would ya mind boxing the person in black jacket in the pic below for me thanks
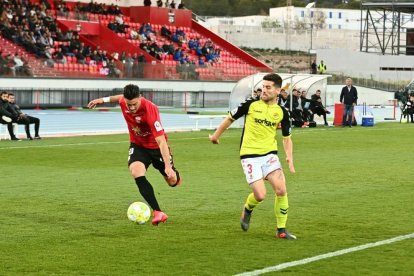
[402,94,414,123]
[0,91,20,141]
[310,89,330,126]
[340,78,358,127]
[8,93,41,140]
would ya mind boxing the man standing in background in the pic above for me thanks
[318,60,326,74]
[340,78,358,127]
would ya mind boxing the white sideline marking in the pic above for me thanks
[0,135,239,150]
[235,233,414,276]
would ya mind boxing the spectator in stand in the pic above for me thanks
[56,0,69,17]
[74,48,86,65]
[161,25,172,40]
[138,53,146,63]
[124,53,134,78]
[139,23,155,41]
[53,47,66,64]
[8,93,41,140]
[98,49,108,63]
[188,38,197,50]
[162,41,174,55]
[176,27,186,38]
[173,48,184,62]
[54,27,67,41]
[107,58,121,78]
[195,45,203,56]
[69,33,82,54]
[130,28,139,39]
[178,1,185,9]
[170,0,176,8]
[119,51,127,62]
[144,0,152,7]
[11,52,32,76]
[0,51,10,75]
[157,0,163,7]
[43,45,55,67]
[148,47,161,60]
[134,53,146,78]
[90,49,100,64]
[82,44,92,59]
[171,32,182,47]
[115,14,129,32]
[113,5,122,15]
[165,0,170,8]
[198,56,205,67]
[310,89,330,126]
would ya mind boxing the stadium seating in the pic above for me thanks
[1,0,268,80]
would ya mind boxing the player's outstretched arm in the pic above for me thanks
[87,94,123,109]
[209,117,233,144]
[282,136,295,173]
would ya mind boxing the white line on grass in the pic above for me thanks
[0,124,405,151]
[235,233,414,276]
[0,141,128,150]
[0,136,236,150]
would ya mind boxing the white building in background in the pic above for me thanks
[269,6,362,30]
[204,6,414,31]
[201,6,414,82]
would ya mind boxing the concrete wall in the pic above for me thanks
[318,48,414,83]
[0,77,395,107]
[210,25,360,52]
[325,85,395,107]
[0,78,237,93]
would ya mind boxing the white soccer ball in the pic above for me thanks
[127,202,151,224]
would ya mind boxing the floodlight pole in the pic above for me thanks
[309,23,313,73]
[306,2,315,74]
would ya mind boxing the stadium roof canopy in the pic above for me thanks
[362,1,414,13]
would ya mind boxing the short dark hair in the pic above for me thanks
[0,91,8,96]
[123,84,140,100]
[262,73,282,88]
[8,93,14,96]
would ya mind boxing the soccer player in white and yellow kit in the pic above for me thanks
[209,73,296,239]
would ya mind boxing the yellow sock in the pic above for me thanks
[275,194,289,229]
[244,193,261,211]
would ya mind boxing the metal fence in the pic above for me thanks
[5,88,231,109]
[327,73,407,92]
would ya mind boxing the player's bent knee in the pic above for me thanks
[275,189,287,197]
[255,192,266,202]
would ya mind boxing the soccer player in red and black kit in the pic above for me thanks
[88,84,181,225]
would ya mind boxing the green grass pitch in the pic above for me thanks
[1,123,413,275]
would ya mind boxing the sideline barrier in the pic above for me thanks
[188,115,227,131]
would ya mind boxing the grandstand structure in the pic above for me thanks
[0,0,271,81]
[360,1,414,55]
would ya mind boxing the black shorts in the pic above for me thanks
[128,143,172,176]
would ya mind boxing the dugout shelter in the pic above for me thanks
[229,73,331,112]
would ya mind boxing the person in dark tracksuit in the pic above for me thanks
[340,78,358,127]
